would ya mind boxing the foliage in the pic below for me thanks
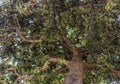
[0,0,120,84]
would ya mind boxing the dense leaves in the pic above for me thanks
[0,0,120,84]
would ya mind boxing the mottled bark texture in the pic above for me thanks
[63,47,83,84]
[63,73,83,84]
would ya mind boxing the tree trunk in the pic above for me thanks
[63,62,83,84]
[63,48,84,84]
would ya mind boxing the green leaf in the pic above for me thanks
[81,39,86,46]
[59,59,65,65]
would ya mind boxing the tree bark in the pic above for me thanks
[63,47,84,84]
[63,61,83,84]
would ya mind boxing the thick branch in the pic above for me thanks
[0,67,20,77]
[84,63,120,78]
[60,41,72,51]
[6,67,20,77]
[84,63,100,70]
[16,29,45,43]
[62,36,82,61]
[0,31,45,43]
[41,58,69,71]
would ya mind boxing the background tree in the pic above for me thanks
[0,0,120,84]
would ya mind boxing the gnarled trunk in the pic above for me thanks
[63,61,83,84]
[63,48,84,84]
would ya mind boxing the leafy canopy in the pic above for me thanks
[0,0,120,84]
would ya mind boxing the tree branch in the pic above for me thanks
[60,41,72,51]
[14,14,46,43]
[84,63,120,78]
[41,58,69,71]
[0,32,15,42]
[0,67,35,84]
[109,67,120,78]
[6,67,20,77]
[0,14,45,43]
[0,67,20,78]
[84,63,100,70]
[16,29,45,43]
[14,74,34,84]
[0,30,45,43]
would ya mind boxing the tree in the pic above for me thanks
[0,0,120,84]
